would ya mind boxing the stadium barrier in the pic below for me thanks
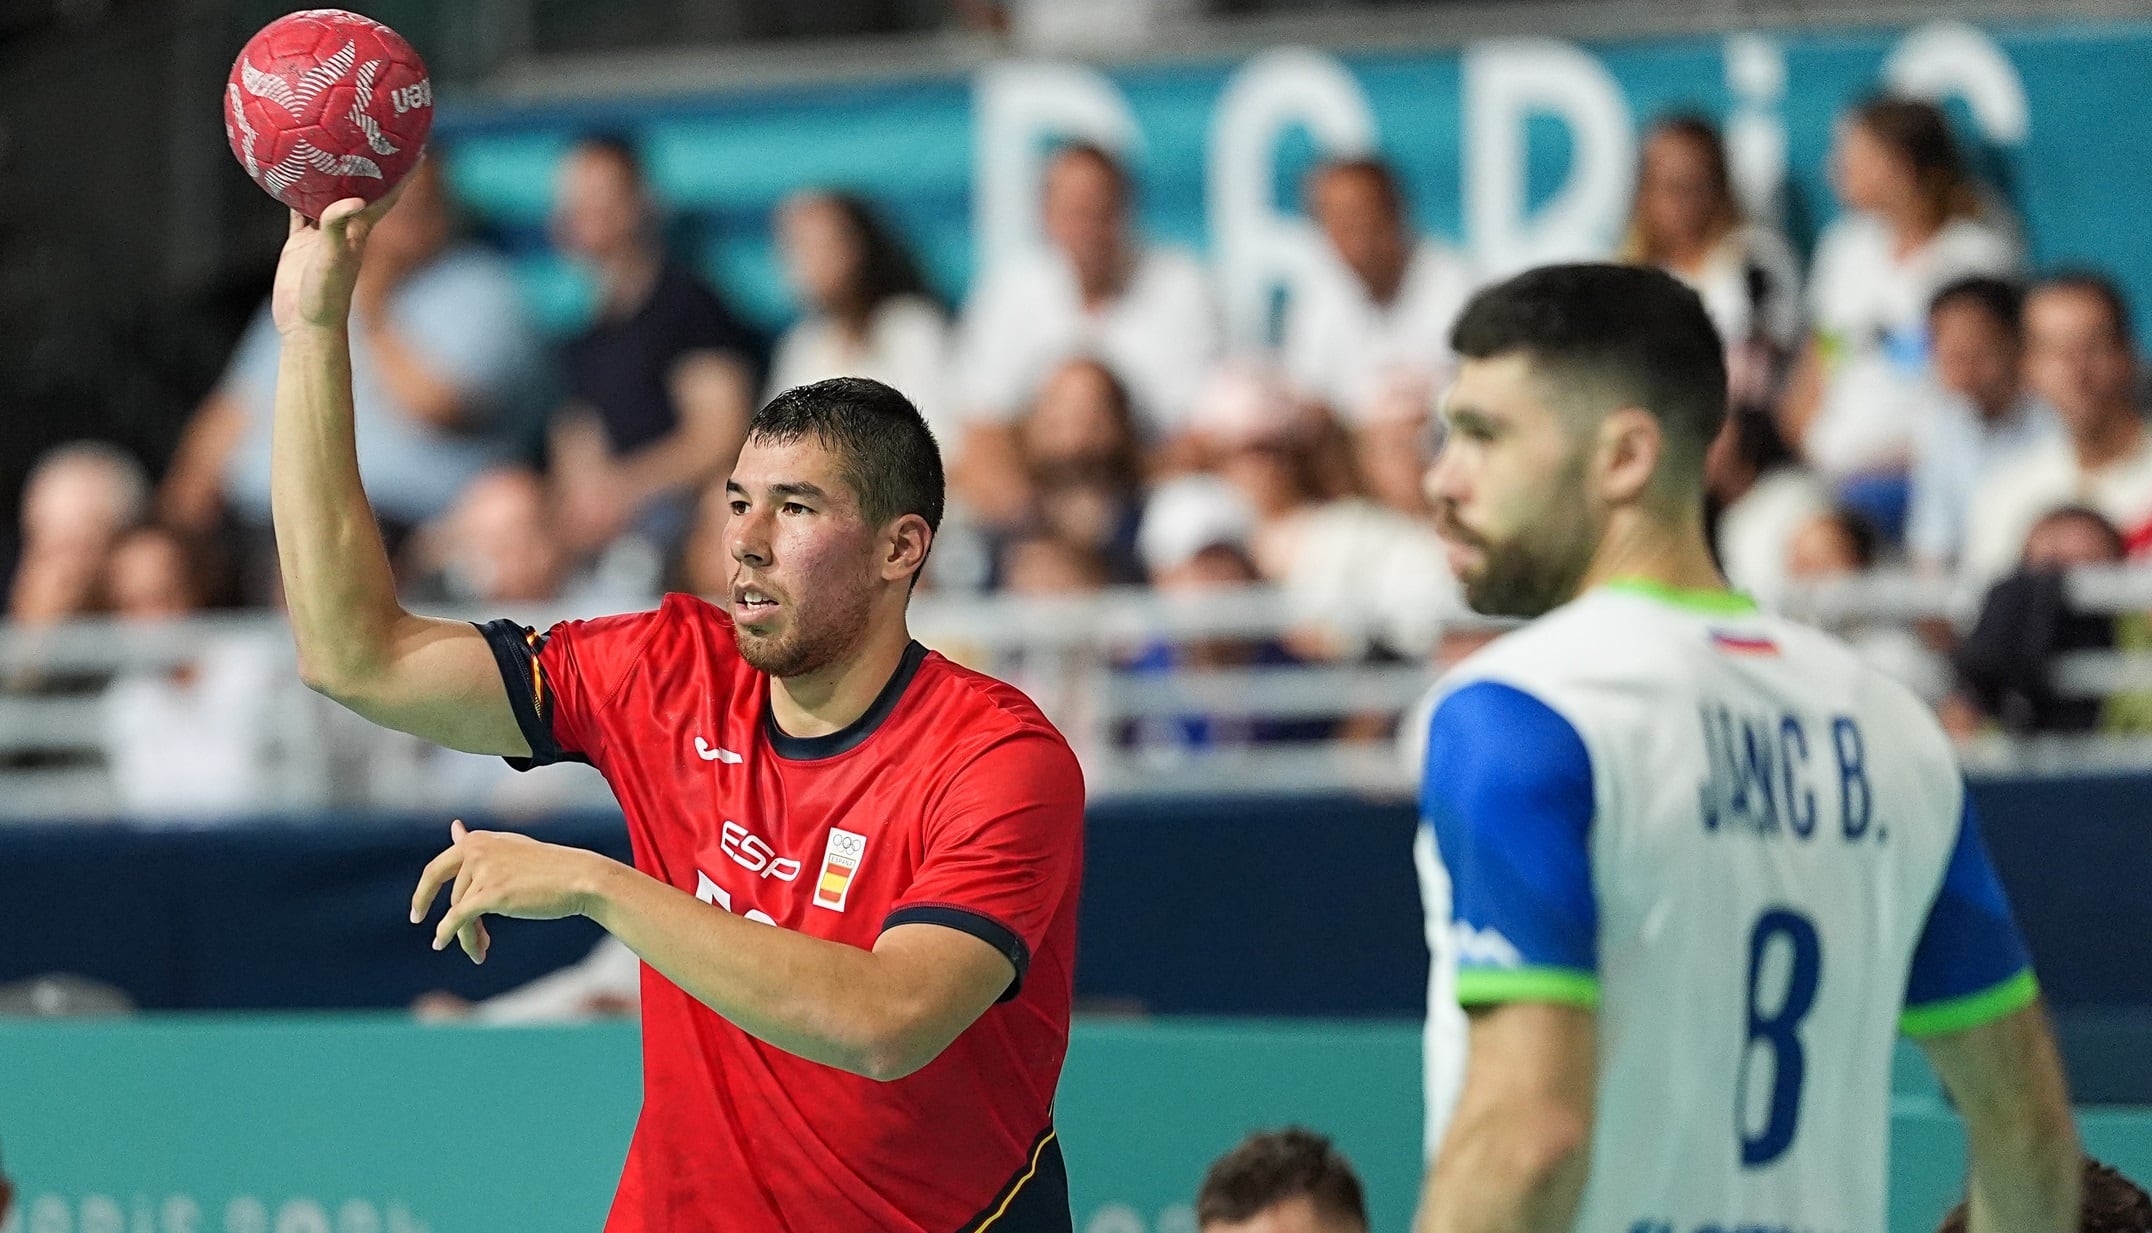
[10,568,2152,816]
[4,1014,2149,1233]
[4,784,2152,1087]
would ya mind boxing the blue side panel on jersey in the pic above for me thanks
[1905,794,2035,1009]
[1421,681,1598,973]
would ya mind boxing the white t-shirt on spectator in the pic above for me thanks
[1662,224,1803,351]
[101,635,283,817]
[1803,213,2020,477]
[1257,498,1465,657]
[767,295,956,444]
[1962,428,2152,587]
[957,245,1220,436]
[1283,241,1476,425]
[1905,390,2060,568]
[1716,466,1833,612]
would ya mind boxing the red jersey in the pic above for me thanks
[479,594,1084,1233]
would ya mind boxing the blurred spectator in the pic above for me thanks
[1283,157,1474,427]
[1963,274,2152,586]
[1785,505,1879,579]
[162,157,550,599]
[1000,534,1112,597]
[1617,114,1801,410]
[549,135,764,574]
[7,442,147,626]
[955,142,1220,521]
[1950,505,2125,736]
[1351,373,1440,519]
[1939,1157,2149,1233]
[1707,406,1831,610]
[1195,1127,1368,1233]
[672,480,734,600]
[1906,277,2060,572]
[98,524,280,816]
[1192,363,1458,658]
[1787,97,2019,522]
[414,935,640,1023]
[405,467,567,606]
[769,191,953,439]
[1008,358,1150,585]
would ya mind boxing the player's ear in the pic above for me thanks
[880,513,933,585]
[1595,406,1663,505]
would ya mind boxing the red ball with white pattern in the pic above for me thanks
[223,9,433,220]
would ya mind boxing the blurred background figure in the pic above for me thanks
[160,157,550,601]
[6,442,148,627]
[1190,362,1456,660]
[768,190,953,439]
[955,141,1220,522]
[1284,156,1474,430]
[1005,357,1152,587]
[1784,504,1879,581]
[548,134,765,587]
[1787,96,2020,537]
[999,534,1113,598]
[1618,114,1801,412]
[1949,505,2128,738]
[1707,407,1831,611]
[1906,277,2058,574]
[98,523,280,817]
[1195,1127,1368,1233]
[405,467,568,607]
[1963,274,2152,586]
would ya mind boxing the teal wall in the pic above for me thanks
[2,1016,2145,1232]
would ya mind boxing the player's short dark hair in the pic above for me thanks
[2034,270,2137,346]
[1931,276,2024,339]
[1309,156,1407,218]
[1195,1128,1367,1231]
[748,378,945,536]
[1450,263,1729,487]
[1048,140,1130,202]
[1937,1157,2152,1233]
[572,131,647,186]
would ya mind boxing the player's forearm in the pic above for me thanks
[1964,1124,2079,1233]
[1416,1110,1591,1233]
[583,861,943,1080]
[272,325,416,692]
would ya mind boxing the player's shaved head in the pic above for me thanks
[748,378,945,540]
[1450,263,1728,497]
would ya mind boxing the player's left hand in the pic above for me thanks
[410,819,613,964]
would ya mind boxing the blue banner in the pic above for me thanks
[438,19,2152,349]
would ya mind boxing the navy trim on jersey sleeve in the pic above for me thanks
[1903,792,2036,1034]
[883,904,1030,1003]
[1422,680,1599,991]
[473,619,588,771]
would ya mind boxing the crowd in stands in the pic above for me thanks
[12,91,2152,781]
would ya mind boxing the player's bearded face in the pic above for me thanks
[1430,356,1604,619]
[724,440,882,679]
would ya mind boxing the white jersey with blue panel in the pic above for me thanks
[1418,580,2037,1233]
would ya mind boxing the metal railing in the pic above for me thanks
[6,568,2152,819]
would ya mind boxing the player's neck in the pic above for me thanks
[767,616,917,740]
[1575,506,1727,602]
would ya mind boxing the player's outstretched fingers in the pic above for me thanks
[435,895,489,962]
[410,840,467,924]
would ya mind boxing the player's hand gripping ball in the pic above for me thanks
[223,9,432,220]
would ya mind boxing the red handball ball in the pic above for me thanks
[223,9,433,220]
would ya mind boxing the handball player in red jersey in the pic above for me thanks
[271,190,1084,1232]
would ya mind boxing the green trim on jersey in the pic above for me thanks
[1456,966,1602,1009]
[1601,578,1759,616]
[1900,969,2040,1039]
